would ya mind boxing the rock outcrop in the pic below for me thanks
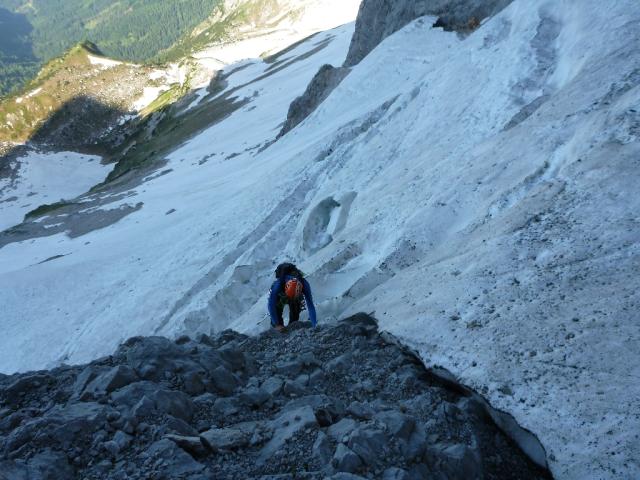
[278,0,513,138]
[278,64,350,138]
[0,315,550,479]
[344,0,513,67]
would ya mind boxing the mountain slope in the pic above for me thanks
[0,0,638,478]
[0,42,156,145]
[0,316,552,479]
[0,0,222,96]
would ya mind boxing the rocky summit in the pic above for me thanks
[0,314,550,479]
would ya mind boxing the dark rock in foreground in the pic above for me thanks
[0,314,551,479]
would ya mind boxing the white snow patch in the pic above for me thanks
[87,55,123,69]
[193,0,361,68]
[26,87,42,98]
[133,86,169,111]
[149,70,166,81]
[0,151,109,231]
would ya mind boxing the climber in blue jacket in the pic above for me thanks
[268,262,317,330]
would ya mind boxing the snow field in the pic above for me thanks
[0,151,108,231]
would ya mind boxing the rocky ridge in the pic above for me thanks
[0,315,550,479]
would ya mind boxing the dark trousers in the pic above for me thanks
[275,300,301,327]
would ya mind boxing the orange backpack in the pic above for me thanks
[284,278,303,299]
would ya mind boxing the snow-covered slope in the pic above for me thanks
[1,0,639,478]
[0,151,108,231]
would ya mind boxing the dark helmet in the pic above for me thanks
[275,262,300,279]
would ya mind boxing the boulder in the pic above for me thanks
[183,370,206,395]
[401,422,428,462]
[113,430,133,451]
[166,415,199,436]
[131,395,155,418]
[347,428,387,467]
[2,375,53,405]
[326,353,352,374]
[27,449,74,480]
[213,396,241,417]
[110,381,159,409]
[312,431,333,464]
[217,343,249,372]
[332,443,362,473]
[328,418,358,443]
[431,443,483,480]
[283,379,307,397]
[165,434,208,457]
[260,376,284,396]
[71,366,103,400]
[209,366,239,395]
[144,439,205,476]
[123,336,209,383]
[28,402,112,449]
[347,401,375,420]
[382,467,411,480]
[258,406,317,462]
[200,421,261,451]
[83,365,138,398]
[193,392,217,407]
[0,460,29,480]
[275,360,303,377]
[308,369,325,386]
[151,389,194,422]
[239,386,270,407]
[374,410,416,442]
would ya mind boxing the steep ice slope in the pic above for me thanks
[223,2,636,478]
[0,0,638,478]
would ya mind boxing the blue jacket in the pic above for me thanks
[268,275,317,327]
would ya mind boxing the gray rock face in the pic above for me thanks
[0,316,549,479]
[344,0,514,67]
[278,64,350,137]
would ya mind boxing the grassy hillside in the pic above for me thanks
[0,42,155,144]
[0,0,221,96]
